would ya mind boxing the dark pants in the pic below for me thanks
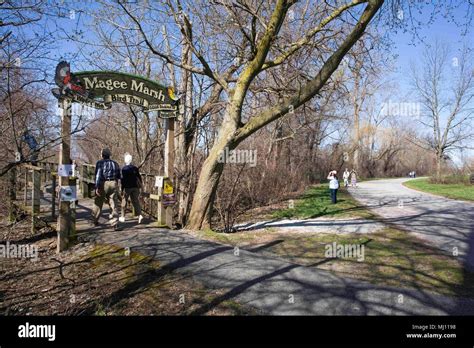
[330,189,338,204]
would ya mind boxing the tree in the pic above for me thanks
[0,0,58,176]
[411,41,474,180]
[63,0,473,229]
[185,0,384,229]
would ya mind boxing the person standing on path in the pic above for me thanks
[91,148,121,229]
[350,169,358,188]
[327,170,339,204]
[343,168,350,188]
[119,153,144,224]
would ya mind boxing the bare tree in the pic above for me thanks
[411,41,474,180]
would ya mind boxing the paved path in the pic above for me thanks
[80,222,474,315]
[30,181,474,315]
[61,184,473,316]
[348,178,474,270]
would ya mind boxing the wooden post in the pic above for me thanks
[157,184,166,226]
[57,98,76,252]
[165,116,175,228]
[81,164,89,198]
[156,114,175,228]
[31,169,41,232]
[8,166,17,222]
[32,169,40,214]
[23,168,28,207]
[51,174,56,219]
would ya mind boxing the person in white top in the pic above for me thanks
[327,170,339,204]
[343,168,350,188]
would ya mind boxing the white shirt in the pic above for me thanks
[329,177,339,189]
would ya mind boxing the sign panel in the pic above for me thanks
[155,176,164,188]
[162,193,176,206]
[60,186,77,201]
[163,179,174,195]
[52,61,179,112]
[58,164,75,177]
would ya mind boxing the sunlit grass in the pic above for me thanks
[271,184,375,219]
[404,178,474,201]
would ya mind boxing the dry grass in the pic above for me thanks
[0,212,260,316]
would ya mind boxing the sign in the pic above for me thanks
[163,178,174,195]
[51,61,179,113]
[60,186,77,201]
[162,193,176,206]
[58,164,75,177]
[155,176,164,188]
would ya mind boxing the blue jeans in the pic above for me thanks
[330,189,338,204]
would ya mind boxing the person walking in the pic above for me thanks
[327,170,339,204]
[343,168,350,188]
[91,148,121,229]
[350,169,358,188]
[119,153,144,224]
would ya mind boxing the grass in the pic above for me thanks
[189,183,474,297]
[404,177,474,202]
[267,227,472,297]
[0,234,260,315]
[192,226,473,297]
[270,184,375,220]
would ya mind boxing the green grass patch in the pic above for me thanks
[193,226,473,297]
[270,227,473,297]
[404,178,474,202]
[271,184,374,220]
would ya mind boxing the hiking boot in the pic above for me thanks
[119,216,125,223]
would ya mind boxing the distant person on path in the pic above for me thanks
[91,148,121,230]
[327,170,339,204]
[343,168,350,188]
[350,169,358,187]
[119,153,143,224]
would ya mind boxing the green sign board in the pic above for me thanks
[53,61,179,113]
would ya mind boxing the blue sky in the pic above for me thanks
[391,3,474,91]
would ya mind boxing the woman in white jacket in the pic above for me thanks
[327,170,339,204]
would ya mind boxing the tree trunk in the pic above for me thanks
[436,153,442,181]
[185,141,227,230]
[186,110,239,229]
[177,24,193,226]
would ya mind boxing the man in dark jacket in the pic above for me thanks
[91,148,121,229]
[119,153,143,224]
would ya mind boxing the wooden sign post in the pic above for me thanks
[57,98,76,252]
[52,61,179,248]
[157,114,175,228]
